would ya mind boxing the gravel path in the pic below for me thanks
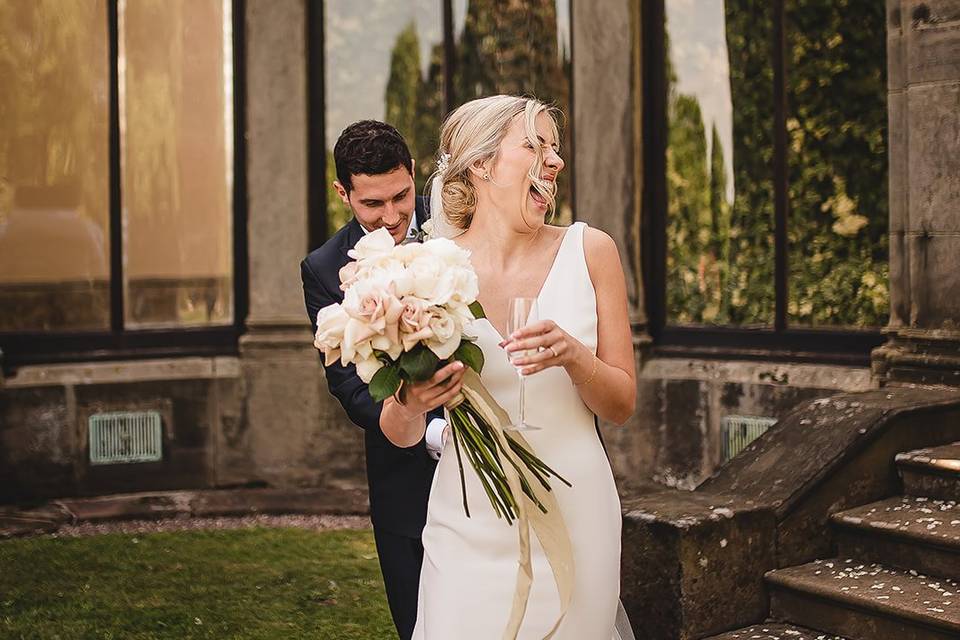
[45,514,372,538]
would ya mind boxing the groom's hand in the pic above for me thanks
[397,361,466,417]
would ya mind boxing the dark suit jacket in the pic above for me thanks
[301,197,439,538]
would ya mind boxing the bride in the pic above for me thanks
[378,95,636,639]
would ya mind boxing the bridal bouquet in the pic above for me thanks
[313,227,569,523]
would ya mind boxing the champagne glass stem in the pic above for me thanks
[518,371,526,427]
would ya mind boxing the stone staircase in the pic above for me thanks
[706,442,960,640]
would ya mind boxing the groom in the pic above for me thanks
[300,120,447,639]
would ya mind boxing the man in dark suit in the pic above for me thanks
[300,120,453,639]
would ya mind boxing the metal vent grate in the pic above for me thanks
[720,414,777,463]
[88,411,163,465]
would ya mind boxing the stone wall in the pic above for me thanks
[0,359,238,503]
[0,356,367,505]
[604,355,876,494]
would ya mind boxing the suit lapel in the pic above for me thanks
[340,218,365,259]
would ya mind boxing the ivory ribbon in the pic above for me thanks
[450,368,575,640]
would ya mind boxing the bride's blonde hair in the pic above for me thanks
[433,95,562,230]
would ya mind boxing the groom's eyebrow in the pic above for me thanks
[359,187,409,207]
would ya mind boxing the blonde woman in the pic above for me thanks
[379,95,636,639]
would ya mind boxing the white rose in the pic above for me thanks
[341,317,375,364]
[423,237,472,268]
[408,253,458,306]
[425,307,461,360]
[341,281,403,361]
[365,259,415,299]
[355,354,385,383]
[448,300,476,324]
[449,265,479,306]
[395,240,427,264]
[338,261,361,291]
[399,296,435,351]
[408,238,478,305]
[348,227,396,263]
[314,304,349,366]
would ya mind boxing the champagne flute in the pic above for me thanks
[505,297,541,432]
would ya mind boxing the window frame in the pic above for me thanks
[306,0,576,252]
[640,0,885,367]
[0,0,248,371]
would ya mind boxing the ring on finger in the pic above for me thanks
[548,345,559,359]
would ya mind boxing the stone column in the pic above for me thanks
[874,0,960,386]
[231,1,365,492]
[573,0,648,329]
[244,0,310,332]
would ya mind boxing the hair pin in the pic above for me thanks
[437,152,451,175]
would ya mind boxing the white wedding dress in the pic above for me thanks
[412,222,628,639]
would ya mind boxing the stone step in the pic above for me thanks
[702,622,848,639]
[897,442,960,500]
[832,496,960,580]
[766,559,960,640]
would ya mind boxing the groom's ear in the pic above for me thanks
[333,180,350,206]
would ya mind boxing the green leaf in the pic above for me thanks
[368,365,402,402]
[468,300,486,319]
[399,346,440,382]
[454,340,484,373]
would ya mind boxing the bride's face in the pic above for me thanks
[482,111,564,230]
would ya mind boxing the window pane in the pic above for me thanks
[786,0,888,327]
[664,0,776,326]
[120,0,233,328]
[0,0,111,332]
[324,0,445,237]
[452,0,574,224]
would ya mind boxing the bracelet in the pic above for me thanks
[574,353,599,386]
[391,389,423,424]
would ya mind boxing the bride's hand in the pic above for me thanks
[501,320,591,378]
[395,360,466,417]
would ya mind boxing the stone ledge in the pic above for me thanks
[639,357,874,392]
[621,489,776,640]
[0,487,369,539]
[4,356,241,389]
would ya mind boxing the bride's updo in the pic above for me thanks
[433,95,561,231]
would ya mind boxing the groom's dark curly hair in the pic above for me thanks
[334,120,413,194]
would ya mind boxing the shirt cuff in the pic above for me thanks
[425,418,449,461]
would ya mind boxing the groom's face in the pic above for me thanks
[335,163,417,245]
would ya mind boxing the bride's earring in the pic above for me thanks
[483,172,490,181]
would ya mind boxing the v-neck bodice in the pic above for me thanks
[468,220,599,433]
[477,222,588,343]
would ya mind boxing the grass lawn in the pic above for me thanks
[0,528,395,639]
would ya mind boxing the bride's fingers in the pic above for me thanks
[427,376,465,409]
[423,361,465,391]
[422,367,465,402]
[403,363,464,411]
[513,345,558,366]
[504,320,556,346]
[506,331,567,363]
